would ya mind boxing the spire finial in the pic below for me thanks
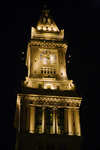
[42,5,49,12]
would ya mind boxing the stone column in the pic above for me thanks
[67,108,74,135]
[18,104,21,132]
[53,107,57,134]
[74,109,81,136]
[29,106,35,133]
[56,108,58,134]
[64,108,68,134]
[63,50,65,66]
[42,106,46,133]
[27,106,30,132]
[28,52,30,77]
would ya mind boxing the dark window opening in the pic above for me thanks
[30,101,33,104]
[39,84,42,89]
[57,86,60,90]
[46,108,53,134]
[35,107,42,133]
[57,109,64,134]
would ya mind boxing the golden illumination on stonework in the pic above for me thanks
[14,7,82,150]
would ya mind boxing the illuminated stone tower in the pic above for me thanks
[14,8,82,150]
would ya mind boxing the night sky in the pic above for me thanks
[2,0,100,150]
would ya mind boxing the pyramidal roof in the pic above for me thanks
[31,6,64,40]
[36,7,59,32]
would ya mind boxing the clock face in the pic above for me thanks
[40,51,56,64]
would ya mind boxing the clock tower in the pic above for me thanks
[14,8,82,150]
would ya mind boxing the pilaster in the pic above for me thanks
[42,106,46,133]
[68,108,74,135]
[29,106,35,133]
[53,107,57,134]
[74,109,81,136]
[64,108,68,134]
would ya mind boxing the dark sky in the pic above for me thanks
[2,0,100,150]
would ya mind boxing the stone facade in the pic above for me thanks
[14,8,82,150]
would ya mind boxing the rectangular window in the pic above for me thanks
[41,68,43,73]
[39,84,42,89]
[58,129,61,134]
[36,128,38,133]
[50,120,53,126]
[35,107,42,133]
[47,129,49,134]
[46,108,53,134]
[54,71,56,74]
[50,129,53,134]
[39,128,42,133]
[39,118,42,125]
[41,67,56,74]
[57,86,60,90]
[57,109,64,134]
